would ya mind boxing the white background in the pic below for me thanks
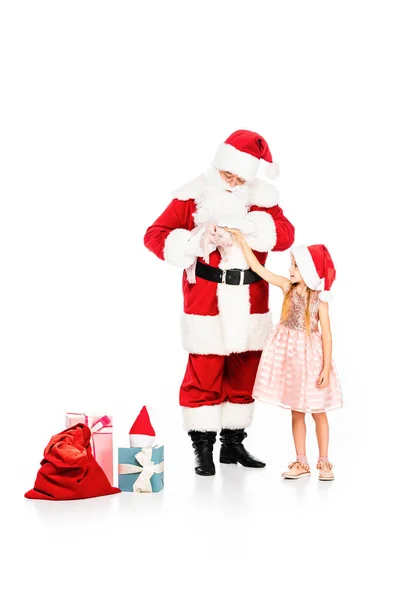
[0,1,398,598]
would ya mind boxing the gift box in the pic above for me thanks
[118,445,164,493]
[65,413,113,485]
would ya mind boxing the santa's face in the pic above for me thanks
[203,167,251,201]
[289,254,304,284]
[219,170,246,188]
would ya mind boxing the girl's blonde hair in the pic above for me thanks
[281,283,312,334]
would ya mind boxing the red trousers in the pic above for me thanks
[180,351,262,408]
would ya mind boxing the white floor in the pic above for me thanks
[6,401,395,599]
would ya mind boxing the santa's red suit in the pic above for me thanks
[144,131,295,436]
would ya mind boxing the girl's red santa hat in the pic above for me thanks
[129,405,155,448]
[212,129,279,182]
[291,244,336,302]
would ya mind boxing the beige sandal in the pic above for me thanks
[316,460,334,481]
[281,461,310,479]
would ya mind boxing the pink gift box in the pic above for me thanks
[65,413,114,485]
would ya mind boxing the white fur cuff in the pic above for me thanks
[221,402,255,429]
[164,229,196,268]
[245,211,277,252]
[182,405,222,432]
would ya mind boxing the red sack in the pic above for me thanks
[25,423,120,500]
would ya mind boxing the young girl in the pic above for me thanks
[226,229,343,481]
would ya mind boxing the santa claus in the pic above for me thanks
[144,130,295,475]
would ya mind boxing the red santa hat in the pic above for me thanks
[290,244,336,302]
[129,405,156,448]
[25,424,121,501]
[212,129,279,182]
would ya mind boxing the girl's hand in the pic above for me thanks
[224,227,248,246]
[317,368,330,388]
[223,228,285,289]
[224,227,242,237]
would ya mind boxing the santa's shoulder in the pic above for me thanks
[171,175,206,201]
[249,178,279,208]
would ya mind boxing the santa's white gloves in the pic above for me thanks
[185,225,212,258]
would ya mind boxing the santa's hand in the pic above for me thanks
[185,226,206,257]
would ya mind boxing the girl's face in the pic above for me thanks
[289,255,304,284]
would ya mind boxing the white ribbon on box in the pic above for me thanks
[118,447,164,493]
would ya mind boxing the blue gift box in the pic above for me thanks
[118,446,164,493]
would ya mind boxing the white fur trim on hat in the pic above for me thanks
[221,402,254,430]
[291,245,321,290]
[129,434,155,448]
[182,404,222,432]
[212,143,260,181]
[245,211,277,252]
[249,178,279,208]
[164,229,196,269]
[319,290,333,302]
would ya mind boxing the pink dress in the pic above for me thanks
[253,288,343,413]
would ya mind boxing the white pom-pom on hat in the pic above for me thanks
[262,160,280,180]
[319,290,333,303]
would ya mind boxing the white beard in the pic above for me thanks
[192,170,253,348]
[193,168,252,270]
[193,168,252,228]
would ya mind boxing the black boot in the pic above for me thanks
[220,429,266,468]
[189,430,217,476]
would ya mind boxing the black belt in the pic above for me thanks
[195,260,262,285]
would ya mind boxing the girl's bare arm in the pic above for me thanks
[225,228,290,292]
[318,300,332,388]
